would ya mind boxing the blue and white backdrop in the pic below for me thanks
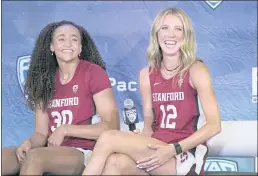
[2,1,257,173]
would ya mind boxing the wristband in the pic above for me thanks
[171,143,182,155]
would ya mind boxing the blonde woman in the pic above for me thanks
[83,7,221,175]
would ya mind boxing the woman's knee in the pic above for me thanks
[104,154,147,175]
[2,147,21,175]
[105,154,121,168]
[106,154,133,171]
[98,130,120,143]
[102,154,127,175]
[22,148,45,167]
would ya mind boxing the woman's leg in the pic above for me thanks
[102,153,148,175]
[19,146,85,175]
[83,130,176,175]
[2,147,21,175]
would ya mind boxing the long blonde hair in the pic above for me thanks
[147,7,199,80]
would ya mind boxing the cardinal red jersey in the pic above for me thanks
[150,69,200,144]
[47,60,111,150]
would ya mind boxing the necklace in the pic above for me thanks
[163,62,180,72]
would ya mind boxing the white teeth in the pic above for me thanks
[62,49,73,52]
[164,40,176,45]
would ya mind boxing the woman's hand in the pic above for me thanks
[136,144,176,172]
[48,125,67,147]
[16,139,32,163]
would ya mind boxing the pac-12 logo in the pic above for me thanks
[17,55,31,92]
[205,159,238,172]
[205,1,223,9]
[125,108,137,123]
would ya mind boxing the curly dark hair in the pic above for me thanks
[24,20,106,111]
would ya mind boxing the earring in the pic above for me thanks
[51,52,53,56]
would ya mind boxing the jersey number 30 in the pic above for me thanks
[51,110,73,132]
[160,104,177,129]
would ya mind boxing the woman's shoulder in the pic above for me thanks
[139,66,150,76]
[189,60,212,89]
[80,60,105,72]
[189,60,209,75]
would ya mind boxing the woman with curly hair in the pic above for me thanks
[2,20,119,175]
[82,8,221,175]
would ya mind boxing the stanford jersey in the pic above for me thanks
[150,69,200,144]
[47,60,111,150]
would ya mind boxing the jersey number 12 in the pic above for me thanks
[160,104,177,129]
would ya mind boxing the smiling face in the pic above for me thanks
[50,24,82,63]
[157,13,184,57]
